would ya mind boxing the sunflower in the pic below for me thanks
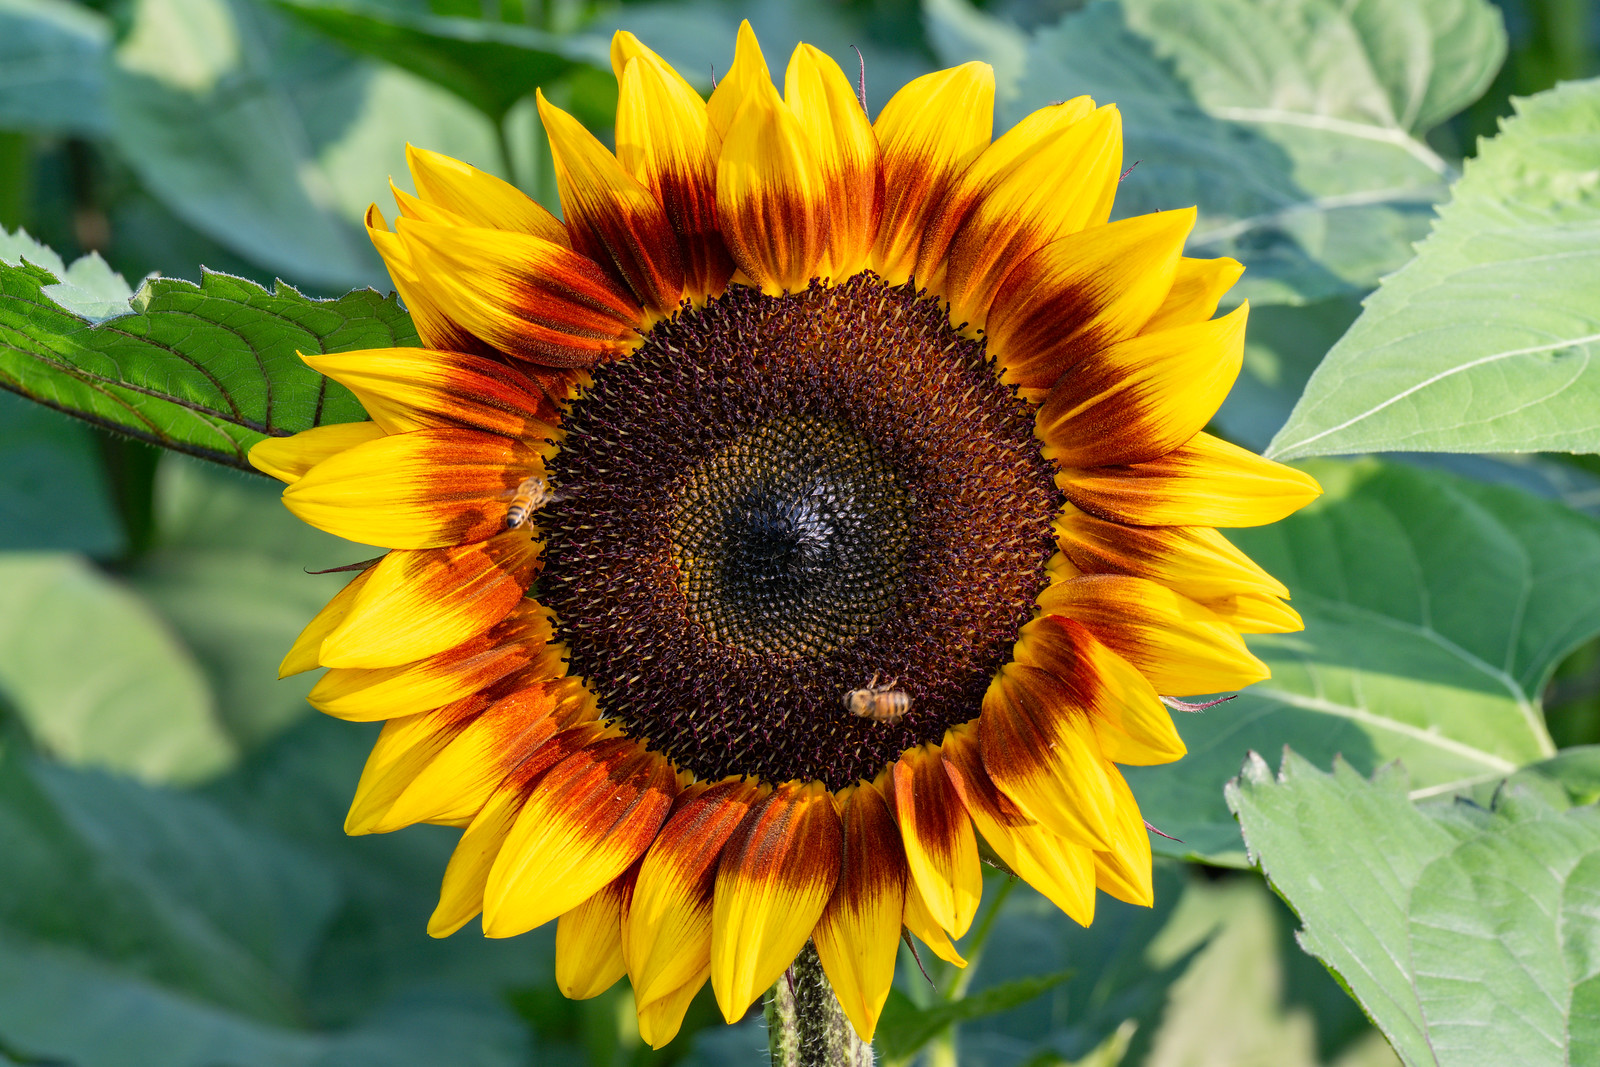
[250,23,1320,1049]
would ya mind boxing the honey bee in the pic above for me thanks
[504,475,556,529]
[844,672,910,724]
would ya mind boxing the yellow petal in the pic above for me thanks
[250,421,387,485]
[1013,615,1186,766]
[945,105,1122,330]
[282,428,539,550]
[715,73,828,295]
[986,208,1196,400]
[892,745,981,938]
[869,62,994,285]
[405,144,568,244]
[813,782,906,1041]
[901,874,966,967]
[626,780,762,1007]
[307,603,556,721]
[379,681,584,831]
[537,89,685,317]
[635,966,710,1050]
[1093,763,1154,907]
[396,217,644,368]
[1037,303,1247,468]
[710,781,842,1022]
[299,348,559,440]
[1037,574,1269,696]
[784,43,881,280]
[1053,505,1291,604]
[979,663,1116,849]
[279,565,374,677]
[942,725,1095,927]
[913,96,1097,292]
[1142,256,1244,334]
[1207,591,1304,635]
[483,738,677,938]
[344,700,479,835]
[556,868,635,999]
[613,40,733,303]
[1057,432,1324,529]
[427,723,607,938]
[319,531,541,669]
[706,20,774,154]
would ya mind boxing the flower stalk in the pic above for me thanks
[765,942,873,1067]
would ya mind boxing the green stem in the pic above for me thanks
[765,943,873,1067]
[926,875,1019,1067]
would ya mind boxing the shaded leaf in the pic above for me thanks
[877,971,1074,1063]
[272,0,610,122]
[0,553,235,784]
[1229,750,1600,1067]
[1271,78,1600,458]
[0,391,122,555]
[0,236,416,470]
[109,0,502,290]
[0,0,109,135]
[0,747,529,1067]
[1004,0,1505,305]
[1131,458,1600,864]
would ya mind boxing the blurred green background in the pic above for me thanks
[2,0,1599,1064]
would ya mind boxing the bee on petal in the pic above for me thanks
[504,475,557,530]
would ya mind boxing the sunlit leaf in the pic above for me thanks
[1133,458,1599,864]
[1271,78,1600,458]
[1230,750,1600,1067]
[1000,0,1505,305]
[0,235,415,470]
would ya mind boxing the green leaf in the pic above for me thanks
[271,0,610,122]
[0,553,236,784]
[0,226,132,321]
[0,747,530,1066]
[1130,458,1600,864]
[108,0,503,290]
[1270,78,1600,459]
[877,971,1074,1063]
[128,456,367,750]
[0,234,417,470]
[0,391,123,555]
[922,0,1027,101]
[1002,0,1505,305]
[0,0,110,135]
[1229,750,1600,1067]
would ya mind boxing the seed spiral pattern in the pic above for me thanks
[539,273,1062,787]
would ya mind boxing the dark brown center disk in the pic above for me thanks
[538,274,1061,788]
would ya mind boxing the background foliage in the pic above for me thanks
[2,0,1599,1064]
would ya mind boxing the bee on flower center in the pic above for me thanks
[504,475,556,529]
[843,672,910,724]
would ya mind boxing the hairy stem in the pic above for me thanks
[765,943,873,1067]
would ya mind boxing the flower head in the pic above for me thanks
[251,23,1320,1047]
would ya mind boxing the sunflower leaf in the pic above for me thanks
[1270,78,1600,459]
[0,742,532,1066]
[1228,750,1600,1067]
[0,0,109,136]
[108,0,503,290]
[269,0,611,123]
[1131,458,1600,865]
[875,969,1074,1063]
[0,235,414,471]
[998,0,1505,306]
